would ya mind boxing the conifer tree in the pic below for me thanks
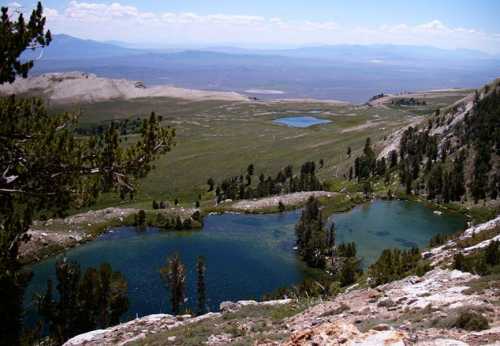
[295,197,327,268]
[0,2,52,83]
[160,253,186,315]
[196,256,207,315]
[207,178,215,192]
[389,150,398,169]
[38,261,128,345]
[247,164,255,177]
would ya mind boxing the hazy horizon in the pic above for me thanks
[4,0,500,54]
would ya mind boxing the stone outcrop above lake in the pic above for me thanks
[227,191,336,212]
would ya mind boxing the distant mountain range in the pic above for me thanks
[26,34,500,103]
[23,34,142,60]
[25,34,496,62]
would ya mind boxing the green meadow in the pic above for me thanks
[51,90,469,209]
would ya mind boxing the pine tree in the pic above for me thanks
[196,256,207,315]
[247,164,255,177]
[207,178,215,192]
[160,253,186,315]
[389,150,398,169]
[278,200,286,212]
[0,2,52,83]
[489,174,499,200]
[427,164,443,199]
[38,260,128,344]
[339,258,358,287]
[327,222,336,250]
[485,240,500,266]
[295,197,327,268]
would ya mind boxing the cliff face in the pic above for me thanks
[64,215,500,346]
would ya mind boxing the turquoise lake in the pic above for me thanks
[25,200,466,323]
[273,116,332,128]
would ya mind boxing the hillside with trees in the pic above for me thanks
[351,79,500,207]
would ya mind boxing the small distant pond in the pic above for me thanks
[25,200,465,324]
[273,116,332,128]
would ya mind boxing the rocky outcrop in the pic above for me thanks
[227,191,336,212]
[423,215,500,266]
[63,313,221,346]
[63,299,291,346]
[284,321,407,346]
[281,266,499,345]
[220,299,292,313]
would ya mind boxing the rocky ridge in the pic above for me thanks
[0,72,249,103]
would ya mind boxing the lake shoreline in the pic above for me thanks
[20,188,472,268]
[25,199,469,327]
[20,188,476,267]
[19,207,203,266]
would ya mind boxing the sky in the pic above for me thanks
[3,0,500,53]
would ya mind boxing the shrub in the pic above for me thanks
[485,240,500,266]
[453,311,489,331]
[134,210,147,227]
[453,242,500,276]
[338,258,360,287]
[369,247,427,286]
[278,201,286,212]
[192,211,202,222]
[429,233,448,247]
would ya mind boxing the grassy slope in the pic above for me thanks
[50,91,469,209]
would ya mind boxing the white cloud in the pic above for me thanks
[40,1,500,54]
[417,20,451,33]
[302,20,338,31]
[7,2,22,8]
[44,8,59,19]
[64,1,141,21]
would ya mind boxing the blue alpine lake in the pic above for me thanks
[273,116,332,128]
[24,200,466,323]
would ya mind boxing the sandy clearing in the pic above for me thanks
[341,120,382,133]
[245,89,285,95]
[270,98,350,105]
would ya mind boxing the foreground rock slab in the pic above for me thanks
[63,312,221,346]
